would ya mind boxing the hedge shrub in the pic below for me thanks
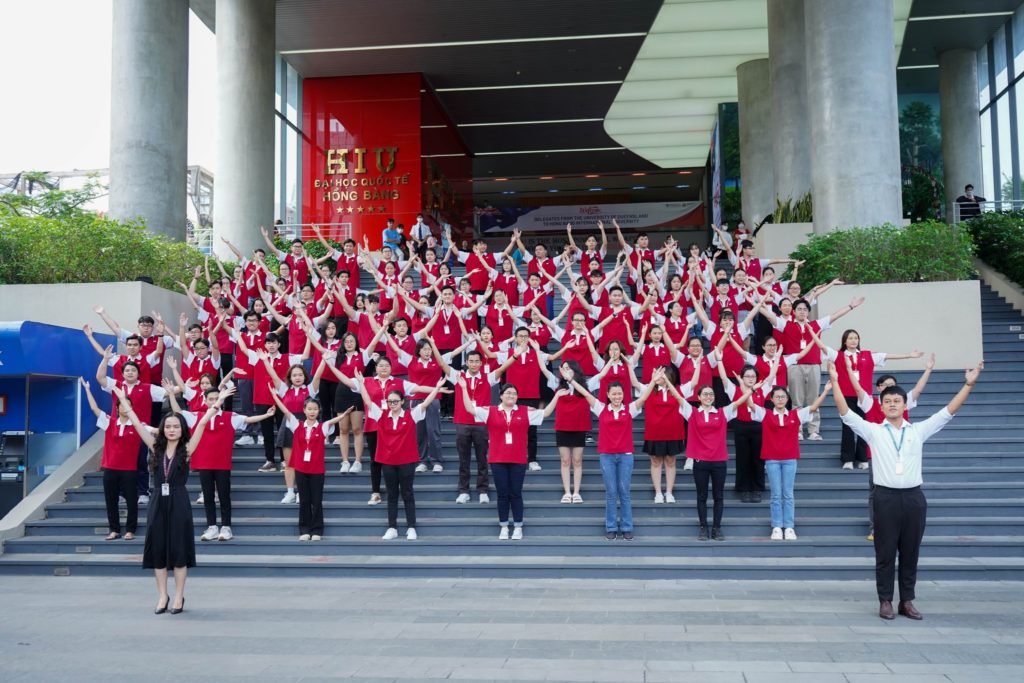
[783,220,975,286]
[965,211,1024,287]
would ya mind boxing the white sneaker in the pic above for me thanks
[415,463,428,473]
[137,495,150,506]
[406,528,417,540]
[528,461,542,472]
[498,526,510,540]
[842,462,854,471]
[339,461,351,473]
[195,493,205,504]
[349,461,363,473]
[234,435,255,446]
[257,435,265,445]
[807,433,823,441]
[367,493,382,505]
[382,528,399,540]
[298,534,311,541]
[455,493,471,504]
[218,526,233,541]
[665,493,676,503]
[784,528,798,540]
[311,534,322,541]
[479,493,490,504]
[511,526,523,540]
[770,527,783,541]
[683,458,694,472]
[797,432,804,441]
[295,493,300,504]
[200,525,219,542]
[432,464,443,473]
[857,462,870,470]
[654,493,665,504]
[281,490,297,504]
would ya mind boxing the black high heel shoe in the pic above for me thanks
[170,597,185,614]
[154,598,169,615]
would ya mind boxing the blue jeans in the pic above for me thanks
[599,453,634,532]
[491,462,527,524]
[765,459,798,529]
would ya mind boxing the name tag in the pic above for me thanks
[161,483,170,497]
[505,432,513,445]
[895,463,904,475]
[304,450,312,462]
[444,325,450,334]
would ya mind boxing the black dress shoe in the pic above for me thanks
[154,598,169,615]
[898,600,923,620]
[879,600,895,620]
[697,525,709,541]
[623,531,634,540]
[170,597,185,615]
[751,491,762,503]
[739,491,751,503]
[605,531,617,540]
[711,527,725,541]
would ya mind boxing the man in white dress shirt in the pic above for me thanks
[828,360,983,621]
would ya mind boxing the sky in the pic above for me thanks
[0,1,217,174]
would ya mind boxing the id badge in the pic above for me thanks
[505,432,513,445]
[304,450,312,462]
[800,339,807,350]
[895,463,904,475]
[160,483,170,497]
[444,325,450,334]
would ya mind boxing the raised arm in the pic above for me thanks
[259,225,284,256]
[827,361,850,416]
[79,377,103,418]
[910,354,936,401]
[827,296,866,326]
[946,362,983,416]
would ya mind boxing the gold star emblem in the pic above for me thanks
[346,206,354,214]
[356,206,364,214]
[378,205,386,213]
[336,207,344,214]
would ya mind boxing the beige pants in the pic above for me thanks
[788,363,821,436]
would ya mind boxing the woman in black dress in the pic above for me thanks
[114,385,227,614]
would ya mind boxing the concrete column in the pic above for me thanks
[109,0,189,241]
[214,0,276,259]
[768,0,811,204]
[805,0,903,232]
[940,49,984,220]
[737,59,774,225]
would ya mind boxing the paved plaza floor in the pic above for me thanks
[1,576,1022,682]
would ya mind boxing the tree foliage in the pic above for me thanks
[965,211,1024,286]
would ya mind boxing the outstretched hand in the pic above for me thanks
[965,361,984,386]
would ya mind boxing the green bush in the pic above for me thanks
[783,220,975,286]
[772,193,813,223]
[965,211,1024,287]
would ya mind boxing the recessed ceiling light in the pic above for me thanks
[631,172,646,176]
[494,178,508,181]
[588,188,603,191]
[585,174,600,178]
[677,171,692,175]
[539,176,554,180]
[632,186,646,190]
[675,184,689,188]
[548,189,560,193]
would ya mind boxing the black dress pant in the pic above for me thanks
[438,349,459,418]
[218,353,235,412]
[255,405,283,463]
[692,460,727,528]
[456,424,490,493]
[732,420,765,493]
[382,462,417,529]
[103,468,138,534]
[873,485,927,602]
[198,469,232,526]
[367,432,382,494]
[519,398,540,463]
[320,379,337,426]
[841,399,870,464]
[295,471,325,536]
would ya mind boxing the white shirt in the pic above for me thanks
[840,408,954,488]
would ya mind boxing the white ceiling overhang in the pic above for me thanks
[605,0,913,168]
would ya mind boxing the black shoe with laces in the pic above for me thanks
[697,525,709,541]
[711,527,725,541]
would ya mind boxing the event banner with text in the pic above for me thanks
[477,201,704,234]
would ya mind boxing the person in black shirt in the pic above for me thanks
[954,184,986,220]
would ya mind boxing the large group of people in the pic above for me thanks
[82,217,981,620]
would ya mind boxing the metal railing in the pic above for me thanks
[951,199,1024,224]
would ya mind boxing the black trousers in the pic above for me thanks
[732,420,765,493]
[692,460,727,528]
[255,405,283,463]
[198,469,232,527]
[367,432,382,494]
[382,462,417,528]
[456,424,490,493]
[218,353,235,412]
[438,349,459,418]
[519,398,540,463]
[320,379,338,426]
[873,485,927,602]
[841,399,870,464]
[295,471,325,536]
[103,468,137,534]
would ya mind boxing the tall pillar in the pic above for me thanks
[768,0,811,204]
[109,0,189,240]
[940,49,984,220]
[737,59,774,225]
[805,0,903,232]
[214,0,276,259]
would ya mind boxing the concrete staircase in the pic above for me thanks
[1,279,1021,579]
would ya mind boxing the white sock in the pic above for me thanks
[287,487,295,493]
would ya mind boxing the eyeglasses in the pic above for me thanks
[386,399,403,405]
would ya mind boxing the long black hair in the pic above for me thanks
[148,413,191,474]
[557,360,588,390]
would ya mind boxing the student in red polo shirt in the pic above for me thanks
[567,368,659,540]
[633,363,687,503]
[393,339,447,473]
[356,378,449,540]
[565,220,608,275]
[462,380,565,539]
[501,330,550,471]
[91,306,174,395]
[229,310,267,446]
[261,226,313,285]
[455,233,517,295]
[81,378,143,541]
[716,353,773,504]
[538,361,592,504]
[83,325,163,386]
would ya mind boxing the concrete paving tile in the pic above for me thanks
[846,676,953,683]
[786,661,891,674]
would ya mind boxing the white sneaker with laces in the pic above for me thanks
[218,526,233,541]
[842,462,854,471]
[511,526,523,540]
[770,527,783,541]
[857,462,870,470]
[406,528,417,540]
[339,461,351,473]
[137,495,150,506]
[432,464,443,473]
[200,525,219,542]
[196,493,205,504]
[455,493,471,504]
[807,433,823,441]
[281,490,297,504]
[298,534,311,541]
[234,435,255,446]
[311,534,322,541]
[349,461,363,473]
[498,525,510,540]
[683,458,694,472]
[382,528,399,540]
[367,493,382,505]
[784,528,798,540]
[528,461,542,472]
[479,493,490,504]
[415,463,428,473]
[665,493,676,503]
[797,432,804,441]
[257,435,265,445]
[654,493,665,504]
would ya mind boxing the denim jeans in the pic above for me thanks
[765,459,798,529]
[599,453,634,532]
[412,399,443,465]
[492,462,527,524]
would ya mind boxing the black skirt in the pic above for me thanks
[644,439,686,457]
[142,454,196,570]
[274,426,294,448]
[556,430,588,448]
[334,384,365,413]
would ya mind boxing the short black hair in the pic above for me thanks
[124,334,143,345]
[875,373,897,388]
[879,385,908,403]
[137,315,155,325]
[965,184,974,191]
[740,239,753,248]
[265,332,281,344]
[291,239,303,246]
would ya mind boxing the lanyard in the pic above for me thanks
[163,453,174,480]
[884,424,906,454]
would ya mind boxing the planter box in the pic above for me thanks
[753,222,813,260]
[816,281,982,371]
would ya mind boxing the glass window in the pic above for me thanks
[275,56,283,113]
[1015,5,1024,77]
[995,25,1009,91]
[981,111,994,202]
[979,45,990,109]
[286,125,298,226]
[996,95,1013,203]
[1017,84,1024,200]
[274,117,282,220]
[286,64,299,125]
